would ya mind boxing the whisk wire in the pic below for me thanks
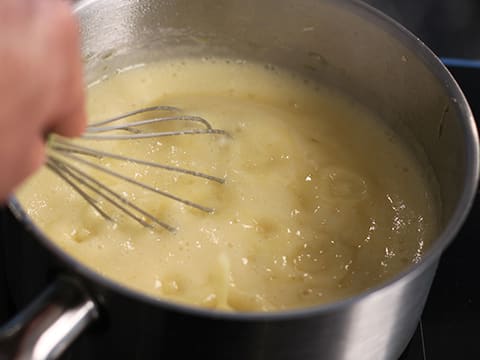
[46,105,228,232]
[81,128,228,140]
[88,105,180,128]
[55,151,215,213]
[50,138,225,183]
[83,106,229,140]
[86,115,214,133]
[46,159,113,222]
[48,156,176,232]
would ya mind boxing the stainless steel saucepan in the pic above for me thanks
[0,0,478,359]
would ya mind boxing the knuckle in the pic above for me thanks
[51,2,78,42]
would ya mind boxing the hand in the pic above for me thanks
[0,0,86,201]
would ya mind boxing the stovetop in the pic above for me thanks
[397,63,480,360]
[364,2,480,358]
[1,2,479,359]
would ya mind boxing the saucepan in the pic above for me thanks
[0,0,478,359]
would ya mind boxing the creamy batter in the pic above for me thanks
[17,58,439,311]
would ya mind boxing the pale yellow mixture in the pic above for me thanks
[17,59,438,311]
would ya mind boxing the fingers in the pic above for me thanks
[60,10,88,138]
[51,2,87,138]
[52,96,88,138]
[41,0,87,138]
[0,0,86,200]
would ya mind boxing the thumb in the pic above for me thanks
[52,98,87,138]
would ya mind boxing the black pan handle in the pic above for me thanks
[0,277,98,360]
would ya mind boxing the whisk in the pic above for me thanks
[46,105,229,232]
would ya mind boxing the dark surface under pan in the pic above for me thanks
[1,1,480,356]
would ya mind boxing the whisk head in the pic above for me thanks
[46,106,229,232]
